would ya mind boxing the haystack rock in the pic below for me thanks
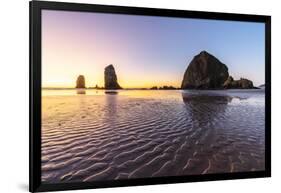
[223,76,254,89]
[181,51,229,89]
[104,64,122,89]
[76,75,86,88]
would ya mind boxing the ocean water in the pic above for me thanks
[41,89,265,183]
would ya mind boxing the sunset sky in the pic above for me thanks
[42,10,265,88]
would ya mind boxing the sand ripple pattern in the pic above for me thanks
[41,90,265,183]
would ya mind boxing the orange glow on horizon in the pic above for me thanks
[42,77,181,89]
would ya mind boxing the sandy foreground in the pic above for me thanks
[41,89,265,183]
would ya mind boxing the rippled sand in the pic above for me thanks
[41,89,265,183]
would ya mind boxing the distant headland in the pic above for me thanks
[62,51,259,90]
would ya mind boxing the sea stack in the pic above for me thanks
[76,75,86,88]
[104,64,122,89]
[223,76,254,89]
[181,51,229,89]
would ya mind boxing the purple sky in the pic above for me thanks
[42,10,265,88]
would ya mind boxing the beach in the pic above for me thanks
[41,89,265,183]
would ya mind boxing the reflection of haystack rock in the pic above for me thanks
[181,51,229,89]
[182,93,231,127]
[223,76,254,89]
[104,64,122,89]
[76,75,86,88]
[182,93,232,105]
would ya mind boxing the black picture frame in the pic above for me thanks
[30,1,271,192]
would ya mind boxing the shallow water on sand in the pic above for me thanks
[41,89,265,183]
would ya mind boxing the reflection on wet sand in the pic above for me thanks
[182,93,233,104]
[41,90,265,183]
[180,92,264,174]
[76,89,86,95]
[182,94,231,132]
[105,91,118,95]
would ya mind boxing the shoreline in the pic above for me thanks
[42,87,262,91]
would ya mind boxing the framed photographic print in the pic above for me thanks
[30,1,271,192]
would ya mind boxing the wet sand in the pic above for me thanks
[41,89,265,183]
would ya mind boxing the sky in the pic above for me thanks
[42,10,265,88]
